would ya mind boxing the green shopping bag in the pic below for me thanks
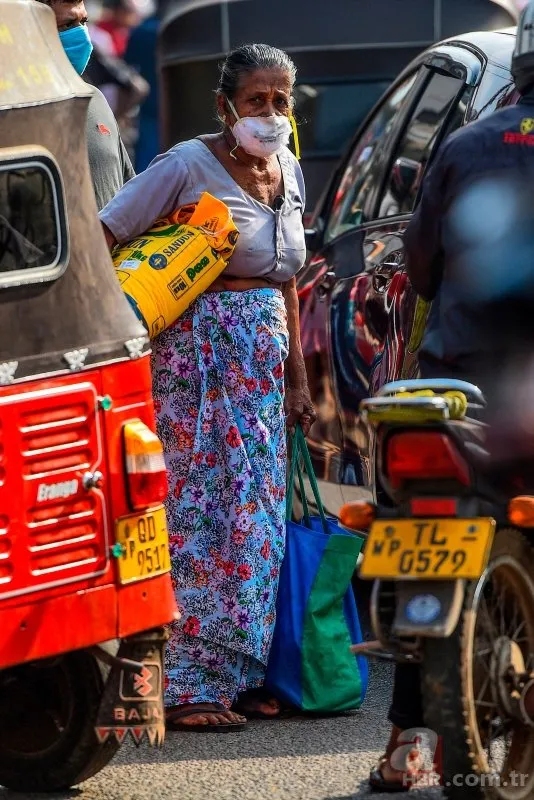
[264,426,368,712]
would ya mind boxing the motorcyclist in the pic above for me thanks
[370,3,534,790]
[402,22,534,399]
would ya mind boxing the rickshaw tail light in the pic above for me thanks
[339,502,376,531]
[123,420,168,510]
[386,431,470,489]
[508,496,534,528]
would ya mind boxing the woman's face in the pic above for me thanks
[221,67,293,124]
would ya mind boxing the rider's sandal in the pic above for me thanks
[165,702,247,732]
[369,756,411,793]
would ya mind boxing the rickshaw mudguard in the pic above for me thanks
[95,627,168,747]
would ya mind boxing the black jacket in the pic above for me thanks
[404,92,534,380]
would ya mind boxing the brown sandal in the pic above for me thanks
[166,702,247,732]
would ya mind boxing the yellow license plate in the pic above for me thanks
[115,505,171,585]
[359,518,496,579]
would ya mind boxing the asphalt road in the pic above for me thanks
[0,661,442,800]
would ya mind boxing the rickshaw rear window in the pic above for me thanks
[0,158,67,287]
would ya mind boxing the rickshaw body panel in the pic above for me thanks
[0,1,147,378]
[0,359,175,671]
[0,1,177,671]
[0,574,175,670]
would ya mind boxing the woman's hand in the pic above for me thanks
[282,278,316,436]
[285,377,316,436]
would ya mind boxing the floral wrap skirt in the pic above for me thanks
[151,289,289,703]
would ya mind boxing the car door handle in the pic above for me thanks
[316,271,336,301]
[372,273,390,293]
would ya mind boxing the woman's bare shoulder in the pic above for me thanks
[196,133,225,156]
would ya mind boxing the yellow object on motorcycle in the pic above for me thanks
[364,389,468,425]
[112,192,239,339]
[395,390,468,418]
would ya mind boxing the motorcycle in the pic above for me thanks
[341,378,534,799]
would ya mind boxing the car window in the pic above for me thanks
[293,79,392,156]
[377,71,464,218]
[0,157,67,288]
[324,71,418,243]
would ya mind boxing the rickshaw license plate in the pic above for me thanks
[359,518,495,579]
[115,505,171,584]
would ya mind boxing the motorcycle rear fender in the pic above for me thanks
[392,580,465,638]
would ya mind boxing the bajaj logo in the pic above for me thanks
[119,662,161,702]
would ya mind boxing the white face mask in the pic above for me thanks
[226,98,292,158]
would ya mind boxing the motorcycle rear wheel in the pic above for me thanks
[0,649,119,792]
[422,528,534,800]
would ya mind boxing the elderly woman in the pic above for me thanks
[100,43,315,732]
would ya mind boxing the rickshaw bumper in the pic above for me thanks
[0,572,177,670]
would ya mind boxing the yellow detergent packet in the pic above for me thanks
[112,192,239,339]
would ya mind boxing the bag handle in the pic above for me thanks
[295,426,329,531]
[287,430,305,521]
[286,425,329,532]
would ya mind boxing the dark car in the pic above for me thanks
[298,27,518,515]
[158,0,515,211]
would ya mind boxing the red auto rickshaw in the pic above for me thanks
[0,1,177,791]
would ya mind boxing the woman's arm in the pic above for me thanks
[283,277,316,436]
[99,149,189,245]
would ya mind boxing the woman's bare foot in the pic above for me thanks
[239,696,281,717]
[166,702,247,731]
[232,689,283,718]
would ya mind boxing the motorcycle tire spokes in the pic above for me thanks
[422,528,534,800]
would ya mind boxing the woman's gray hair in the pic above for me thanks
[217,43,297,99]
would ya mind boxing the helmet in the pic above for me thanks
[512,1,534,94]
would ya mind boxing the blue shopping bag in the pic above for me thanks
[264,426,368,713]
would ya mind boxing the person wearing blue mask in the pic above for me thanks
[35,0,135,210]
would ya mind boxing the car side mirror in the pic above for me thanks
[390,157,421,205]
[304,218,324,253]
[330,228,367,281]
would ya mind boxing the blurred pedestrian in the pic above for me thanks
[36,0,134,210]
[99,43,314,731]
[93,0,141,58]
[124,1,162,170]
[85,44,148,122]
